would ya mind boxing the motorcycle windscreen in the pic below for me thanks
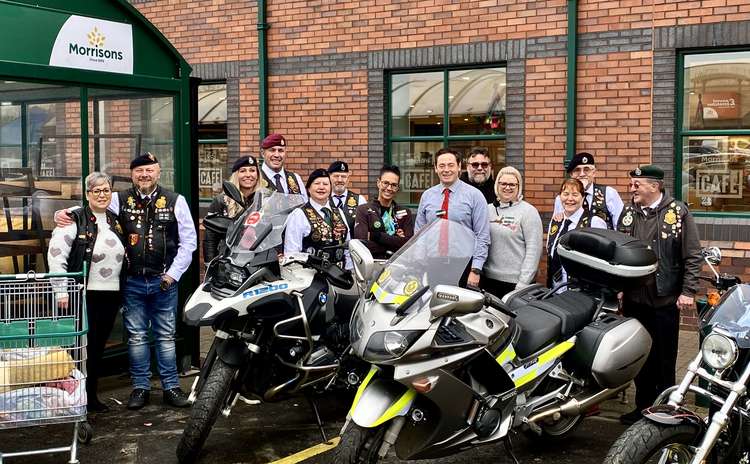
[370,219,475,311]
[224,192,305,267]
[703,283,750,348]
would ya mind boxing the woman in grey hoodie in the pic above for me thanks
[482,166,543,298]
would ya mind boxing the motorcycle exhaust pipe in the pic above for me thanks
[526,384,628,425]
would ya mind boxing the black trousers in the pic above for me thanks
[481,278,516,300]
[86,290,121,402]
[623,300,680,410]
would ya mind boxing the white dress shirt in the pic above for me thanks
[109,189,197,282]
[262,164,308,201]
[553,182,624,228]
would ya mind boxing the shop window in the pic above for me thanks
[197,83,227,202]
[389,67,506,205]
[679,51,750,214]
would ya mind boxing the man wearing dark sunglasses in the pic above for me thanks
[459,146,496,204]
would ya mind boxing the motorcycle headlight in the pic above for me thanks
[701,333,738,371]
[364,330,423,361]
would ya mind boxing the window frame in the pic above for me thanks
[676,48,750,218]
[196,80,228,203]
[386,65,507,206]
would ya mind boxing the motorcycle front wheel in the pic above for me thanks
[328,422,386,464]
[176,358,239,464]
[604,420,699,464]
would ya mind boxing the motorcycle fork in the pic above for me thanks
[656,351,750,463]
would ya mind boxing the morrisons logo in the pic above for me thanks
[68,27,124,61]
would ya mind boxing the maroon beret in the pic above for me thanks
[261,133,286,149]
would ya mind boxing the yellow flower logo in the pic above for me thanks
[87,27,106,48]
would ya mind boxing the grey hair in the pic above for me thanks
[85,172,112,191]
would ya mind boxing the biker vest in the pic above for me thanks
[587,184,614,229]
[617,198,689,297]
[67,206,125,279]
[546,214,590,257]
[260,170,302,195]
[118,186,179,276]
[300,203,347,260]
[330,191,359,230]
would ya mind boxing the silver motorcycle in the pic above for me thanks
[330,220,657,463]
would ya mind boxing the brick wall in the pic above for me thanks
[130,0,750,328]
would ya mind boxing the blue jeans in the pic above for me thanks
[122,275,179,390]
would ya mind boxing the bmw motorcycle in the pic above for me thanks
[605,247,747,464]
[176,188,364,464]
[330,221,657,463]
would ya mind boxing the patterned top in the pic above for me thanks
[48,211,125,291]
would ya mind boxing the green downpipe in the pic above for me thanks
[258,0,268,140]
[565,0,578,169]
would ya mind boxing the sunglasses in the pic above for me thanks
[469,162,490,169]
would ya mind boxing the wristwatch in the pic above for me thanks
[471,268,482,275]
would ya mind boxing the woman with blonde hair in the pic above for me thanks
[203,155,266,263]
[482,166,543,298]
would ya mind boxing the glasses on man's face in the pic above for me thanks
[499,182,518,189]
[628,182,643,190]
[88,188,112,197]
[572,166,594,175]
[470,162,490,169]
[379,180,399,191]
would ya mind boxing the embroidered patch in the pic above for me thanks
[129,233,139,246]
[622,213,633,226]
[664,210,677,225]
[155,196,167,209]
[550,224,559,235]
[127,196,135,208]
[347,196,357,207]
[374,221,381,229]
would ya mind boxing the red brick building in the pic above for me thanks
[132,0,750,328]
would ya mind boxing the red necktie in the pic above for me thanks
[439,188,450,255]
[440,188,450,219]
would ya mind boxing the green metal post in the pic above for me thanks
[80,87,89,203]
[258,0,268,140]
[565,0,578,169]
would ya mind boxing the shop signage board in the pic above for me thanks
[49,15,134,75]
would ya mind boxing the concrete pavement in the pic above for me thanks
[0,330,703,464]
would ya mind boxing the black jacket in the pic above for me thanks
[460,172,495,204]
[617,195,702,306]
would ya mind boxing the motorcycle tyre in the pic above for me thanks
[176,358,238,464]
[604,420,698,464]
[329,423,386,464]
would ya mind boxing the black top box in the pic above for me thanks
[557,228,657,291]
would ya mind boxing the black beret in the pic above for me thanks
[306,168,330,189]
[261,133,286,149]
[567,152,595,173]
[327,160,349,173]
[231,155,258,173]
[629,164,664,180]
[130,152,158,170]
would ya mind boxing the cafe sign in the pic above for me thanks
[695,169,743,198]
[401,169,435,193]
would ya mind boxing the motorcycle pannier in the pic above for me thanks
[566,314,652,388]
[557,228,656,291]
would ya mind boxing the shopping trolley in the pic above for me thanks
[0,267,91,464]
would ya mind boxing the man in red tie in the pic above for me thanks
[415,148,490,287]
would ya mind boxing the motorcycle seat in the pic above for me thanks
[513,306,562,359]
[525,291,597,339]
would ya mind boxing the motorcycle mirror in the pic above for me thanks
[349,239,376,283]
[203,214,233,235]
[429,285,484,319]
[703,246,722,266]
[222,180,245,206]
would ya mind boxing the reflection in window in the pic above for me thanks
[680,51,750,214]
[198,84,228,201]
[389,68,507,205]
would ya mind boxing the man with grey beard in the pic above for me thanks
[459,147,496,204]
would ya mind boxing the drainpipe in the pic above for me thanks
[565,0,578,169]
[258,0,269,140]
